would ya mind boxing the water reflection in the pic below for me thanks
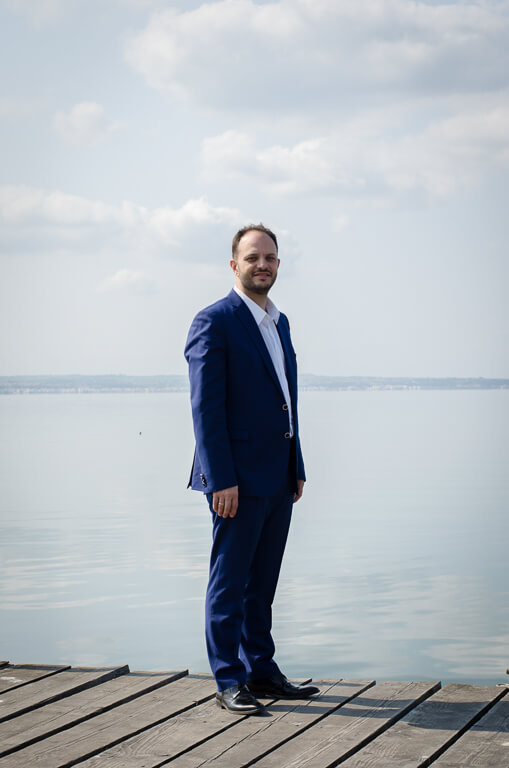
[0,391,507,683]
[273,566,508,683]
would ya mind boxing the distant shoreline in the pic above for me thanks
[1,374,508,394]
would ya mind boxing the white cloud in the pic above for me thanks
[331,214,349,234]
[126,0,509,110]
[201,131,256,179]
[0,185,243,261]
[201,104,509,199]
[0,185,118,226]
[201,131,348,195]
[53,102,119,145]
[150,198,242,247]
[98,269,156,295]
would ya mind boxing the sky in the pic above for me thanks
[1,0,508,378]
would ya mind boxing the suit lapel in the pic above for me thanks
[228,290,285,399]
[276,317,297,408]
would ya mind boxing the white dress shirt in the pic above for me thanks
[234,286,294,436]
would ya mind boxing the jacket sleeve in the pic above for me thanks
[184,309,238,493]
[296,436,306,482]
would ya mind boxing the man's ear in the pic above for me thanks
[230,258,239,275]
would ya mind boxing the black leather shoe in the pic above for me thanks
[247,673,320,699]
[216,684,265,714]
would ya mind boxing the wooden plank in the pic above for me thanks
[339,684,507,768]
[75,679,375,768]
[73,676,315,768]
[244,680,441,768]
[175,679,377,768]
[0,670,188,758]
[0,665,69,694]
[0,673,216,768]
[432,690,509,767]
[75,697,256,768]
[0,665,129,723]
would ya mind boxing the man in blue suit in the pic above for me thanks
[185,224,318,714]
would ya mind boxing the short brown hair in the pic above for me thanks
[232,223,278,258]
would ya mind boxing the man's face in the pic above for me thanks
[230,230,280,295]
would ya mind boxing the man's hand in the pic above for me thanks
[213,485,239,518]
[293,479,305,503]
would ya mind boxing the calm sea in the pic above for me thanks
[0,390,507,685]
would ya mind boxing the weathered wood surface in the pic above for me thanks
[338,684,507,767]
[76,696,254,768]
[248,680,441,768]
[0,670,186,758]
[0,663,506,768]
[432,693,509,767]
[0,665,68,694]
[0,673,215,768]
[0,665,129,723]
[78,679,375,768]
[172,679,377,768]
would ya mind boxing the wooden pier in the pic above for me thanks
[0,661,507,767]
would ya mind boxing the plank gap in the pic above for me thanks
[321,680,442,768]
[0,664,70,694]
[230,680,378,768]
[0,669,189,758]
[420,686,508,768]
[152,702,281,768]
[101,676,316,768]
[0,665,130,724]
[49,686,217,768]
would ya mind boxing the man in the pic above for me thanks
[185,224,318,715]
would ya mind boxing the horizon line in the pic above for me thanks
[1,373,509,381]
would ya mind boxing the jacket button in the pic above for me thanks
[284,432,291,439]
[282,404,289,411]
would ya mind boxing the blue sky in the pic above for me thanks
[1,0,508,377]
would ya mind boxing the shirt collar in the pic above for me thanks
[234,286,280,326]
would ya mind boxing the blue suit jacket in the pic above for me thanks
[185,289,305,496]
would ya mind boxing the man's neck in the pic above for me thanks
[235,282,268,310]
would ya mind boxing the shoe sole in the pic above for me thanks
[215,697,265,715]
[248,690,319,699]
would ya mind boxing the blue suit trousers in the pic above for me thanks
[205,474,294,691]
